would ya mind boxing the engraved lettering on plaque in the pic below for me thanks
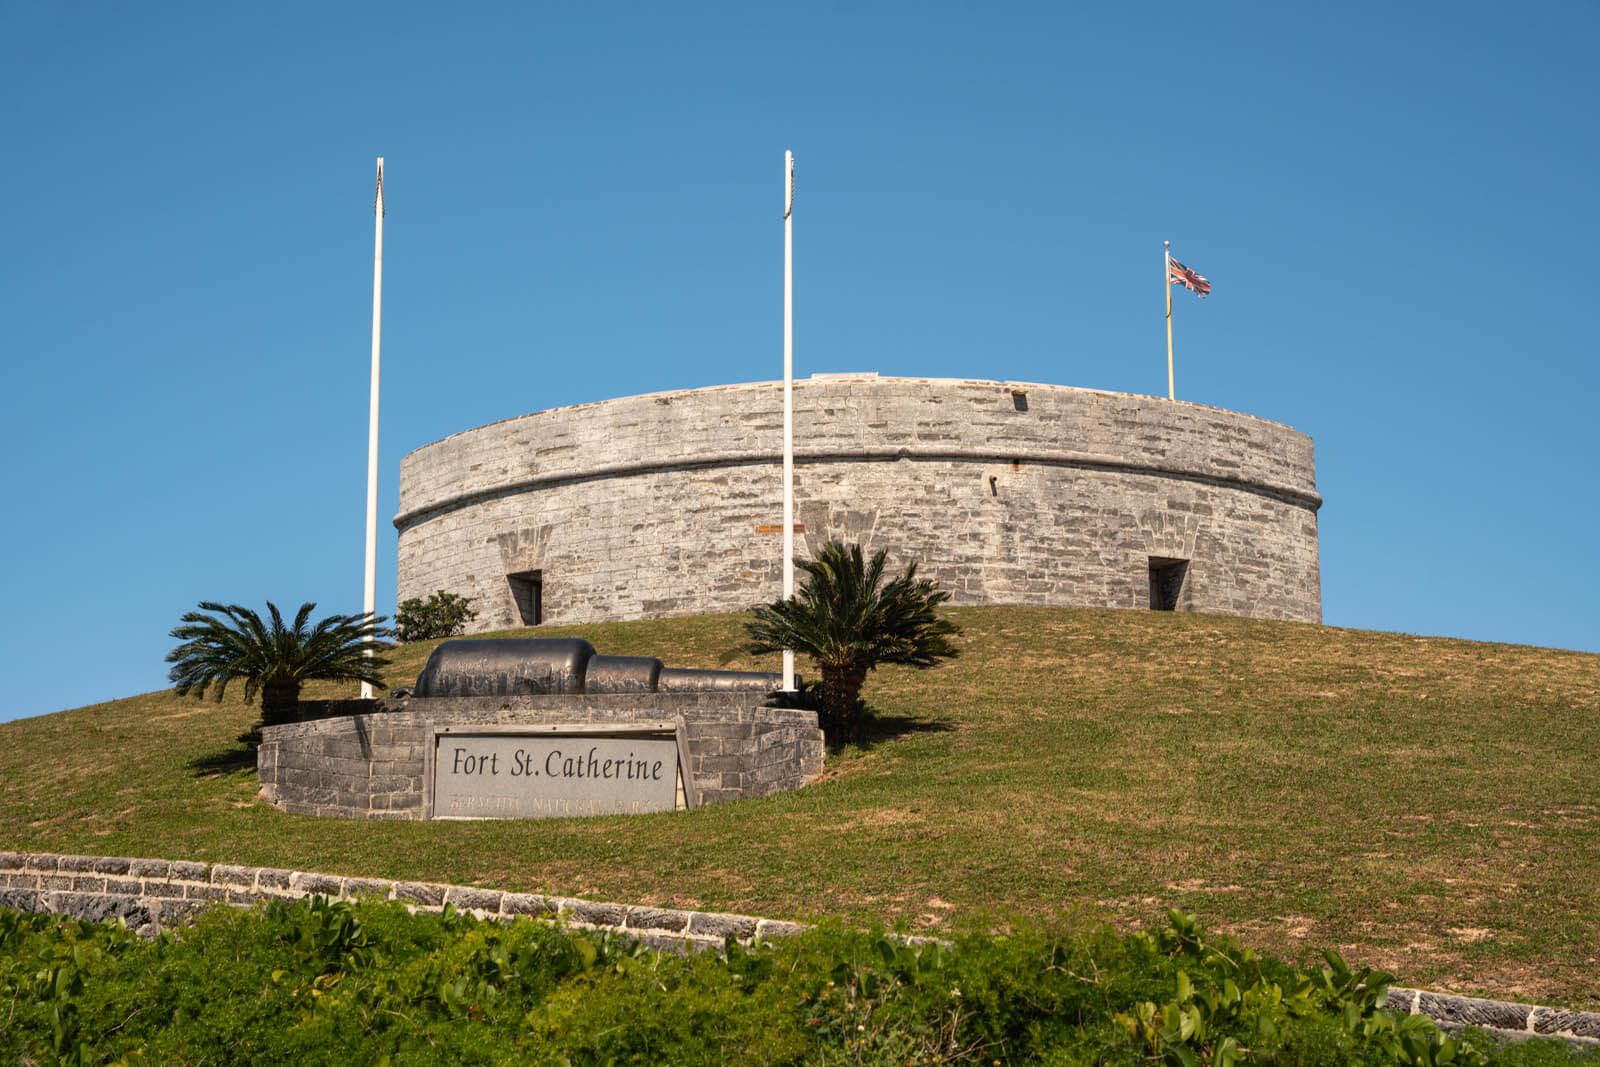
[432,733,679,820]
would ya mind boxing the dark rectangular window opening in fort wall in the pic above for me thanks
[1148,557,1188,611]
[508,570,543,626]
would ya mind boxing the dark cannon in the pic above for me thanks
[410,638,784,698]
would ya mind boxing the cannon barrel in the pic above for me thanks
[584,655,664,694]
[658,667,784,692]
[413,638,594,698]
[411,638,784,697]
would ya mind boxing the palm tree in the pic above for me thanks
[166,601,393,728]
[745,541,959,740]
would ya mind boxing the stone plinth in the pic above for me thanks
[257,694,823,820]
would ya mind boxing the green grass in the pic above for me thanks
[2,607,1596,1010]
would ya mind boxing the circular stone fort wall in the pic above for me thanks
[395,376,1321,632]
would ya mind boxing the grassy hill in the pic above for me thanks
[1,607,1595,1009]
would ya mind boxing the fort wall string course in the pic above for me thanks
[395,377,1323,632]
[1,851,1594,1046]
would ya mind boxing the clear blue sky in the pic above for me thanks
[3,2,1596,722]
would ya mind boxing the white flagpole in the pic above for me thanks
[361,158,384,699]
[781,151,796,692]
[1164,240,1175,401]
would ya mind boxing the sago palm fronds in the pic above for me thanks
[166,601,393,727]
[745,541,959,739]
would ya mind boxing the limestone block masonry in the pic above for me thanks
[395,377,1321,632]
[257,694,824,820]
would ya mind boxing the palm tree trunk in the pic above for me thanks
[820,661,869,741]
[260,678,302,728]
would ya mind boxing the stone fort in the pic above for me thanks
[395,375,1321,631]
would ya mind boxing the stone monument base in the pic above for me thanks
[257,693,823,820]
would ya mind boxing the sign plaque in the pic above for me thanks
[429,724,689,820]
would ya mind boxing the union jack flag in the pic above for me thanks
[1168,257,1211,298]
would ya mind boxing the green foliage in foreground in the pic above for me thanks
[3,902,1594,1067]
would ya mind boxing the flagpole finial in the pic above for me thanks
[1164,240,1170,248]
[784,150,794,220]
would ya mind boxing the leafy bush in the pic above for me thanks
[394,590,478,643]
[1,901,1594,1065]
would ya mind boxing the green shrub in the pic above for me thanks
[394,590,478,643]
[1,901,1595,1065]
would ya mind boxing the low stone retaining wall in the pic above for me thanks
[1385,987,1600,1046]
[0,851,801,955]
[3,851,1595,1047]
[258,694,823,820]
